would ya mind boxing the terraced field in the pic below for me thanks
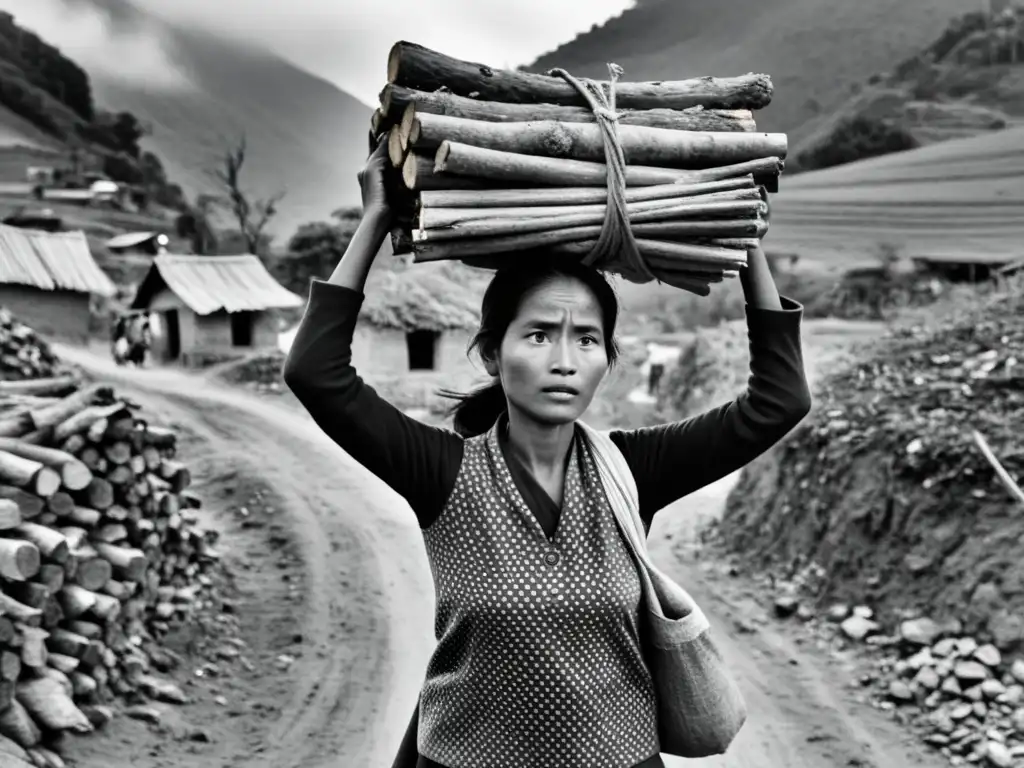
[769,126,1024,265]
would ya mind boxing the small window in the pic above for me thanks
[406,329,439,370]
[231,311,253,347]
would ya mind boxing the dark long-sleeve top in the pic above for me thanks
[283,279,812,768]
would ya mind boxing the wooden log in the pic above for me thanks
[0,440,91,492]
[66,506,101,528]
[417,199,764,241]
[413,219,754,263]
[0,452,60,498]
[4,581,48,609]
[70,554,111,592]
[402,153,496,191]
[418,187,759,228]
[31,746,66,768]
[387,87,758,133]
[158,461,190,492]
[0,617,13,644]
[387,41,774,111]
[69,672,97,700]
[0,486,42,519]
[36,565,63,592]
[44,493,73,518]
[16,625,48,666]
[388,125,405,168]
[46,628,91,660]
[0,498,21,529]
[47,653,79,675]
[0,732,31,764]
[435,141,784,188]
[139,426,176,450]
[31,385,110,433]
[90,591,120,622]
[92,543,146,582]
[0,650,20,681]
[0,536,40,581]
[94,524,127,544]
[0,699,40,748]
[0,376,78,398]
[102,441,132,466]
[411,113,787,168]
[11,524,68,565]
[41,597,62,631]
[0,413,31,439]
[77,478,113,511]
[418,176,757,209]
[15,676,93,733]
[51,403,126,445]
[58,585,96,620]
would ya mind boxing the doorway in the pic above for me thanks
[231,311,253,347]
[163,310,180,360]
[406,330,439,370]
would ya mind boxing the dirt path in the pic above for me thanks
[54,343,944,768]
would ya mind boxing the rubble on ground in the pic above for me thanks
[719,278,1024,640]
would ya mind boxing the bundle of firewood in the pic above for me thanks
[372,41,786,295]
[0,310,68,382]
[0,378,220,766]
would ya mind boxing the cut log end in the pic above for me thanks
[386,41,406,85]
[388,126,405,168]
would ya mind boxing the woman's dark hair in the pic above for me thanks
[440,256,620,438]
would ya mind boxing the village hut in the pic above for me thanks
[354,262,481,375]
[131,254,303,366]
[0,222,116,344]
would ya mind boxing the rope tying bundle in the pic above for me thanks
[548,64,656,284]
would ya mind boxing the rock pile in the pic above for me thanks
[775,590,1024,767]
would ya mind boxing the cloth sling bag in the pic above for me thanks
[578,422,748,758]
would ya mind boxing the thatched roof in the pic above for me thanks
[360,261,482,332]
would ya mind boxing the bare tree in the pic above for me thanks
[207,135,285,255]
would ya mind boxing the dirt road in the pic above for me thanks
[55,344,944,768]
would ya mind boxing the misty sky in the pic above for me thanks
[6,0,638,104]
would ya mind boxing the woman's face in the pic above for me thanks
[486,275,610,427]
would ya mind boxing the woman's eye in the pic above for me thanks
[530,332,547,343]
[581,336,598,346]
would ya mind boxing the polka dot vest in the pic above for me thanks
[418,421,660,768]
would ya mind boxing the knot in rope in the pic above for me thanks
[547,63,654,283]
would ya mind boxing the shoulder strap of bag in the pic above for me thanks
[577,422,643,541]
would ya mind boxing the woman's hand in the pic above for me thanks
[358,137,392,218]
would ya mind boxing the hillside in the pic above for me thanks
[764,125,1024,265]
[716,276,1024,647]
[526,0,974,144]
[8,0,372,242]
[791,7,1024,170]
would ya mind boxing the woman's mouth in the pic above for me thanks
[542,386,579,399]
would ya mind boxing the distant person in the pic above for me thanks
[284,139,812,768]
[112,314,129,365]
[125,314,150,367]
[647,362,665,396]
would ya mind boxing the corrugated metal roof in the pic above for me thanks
[106,231,157,250]
[0,223,116,296]
[136,254,303,315]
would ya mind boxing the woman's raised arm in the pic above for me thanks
[283,141,464,527]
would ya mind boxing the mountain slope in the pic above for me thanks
[526,0,972,143]
[58,0,371,242]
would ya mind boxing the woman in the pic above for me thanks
[284,141,812,768]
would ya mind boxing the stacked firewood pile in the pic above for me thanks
[0,310,69,382]
[0,376,221,767]
[372,41,786,295]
